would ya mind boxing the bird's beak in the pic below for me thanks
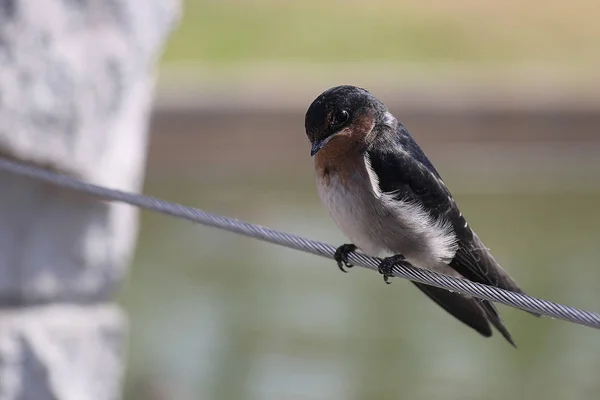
[310,134,337,157]
[311,140,325,156]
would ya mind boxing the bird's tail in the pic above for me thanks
[413,282,516,346]
[475,237,540,318]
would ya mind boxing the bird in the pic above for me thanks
[305,85,531,346]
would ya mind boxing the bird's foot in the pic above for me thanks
[334,243,357,273]
[378,254,406,284]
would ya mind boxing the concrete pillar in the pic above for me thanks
[0,1,179,398]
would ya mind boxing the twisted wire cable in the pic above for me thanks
[1,157,599,329]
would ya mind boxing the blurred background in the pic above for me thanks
[120,1,600,399]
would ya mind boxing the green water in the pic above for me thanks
[120,175,600,400]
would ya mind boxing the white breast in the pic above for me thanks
[316,171,389,257]
[315,154,459,269]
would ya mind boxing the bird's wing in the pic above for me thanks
[366,126,523,294]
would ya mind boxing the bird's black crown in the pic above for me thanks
[305,85,386,144]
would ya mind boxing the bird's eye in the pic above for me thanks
[334,110,349,125]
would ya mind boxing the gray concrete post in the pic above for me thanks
[0,1,179,398]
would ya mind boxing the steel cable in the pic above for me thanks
[1,157,599,329]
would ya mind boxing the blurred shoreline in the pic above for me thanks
[148,75,600,191]
[157,63,600,112]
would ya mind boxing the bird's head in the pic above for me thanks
[304,85,394,157]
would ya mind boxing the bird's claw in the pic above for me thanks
[378,254,406,284]
[334,244,357,273]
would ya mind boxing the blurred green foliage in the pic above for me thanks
[163,0,599,67]
[125,2,600,398]
[121,175,600,400]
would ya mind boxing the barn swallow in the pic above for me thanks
[305,85,530,345]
